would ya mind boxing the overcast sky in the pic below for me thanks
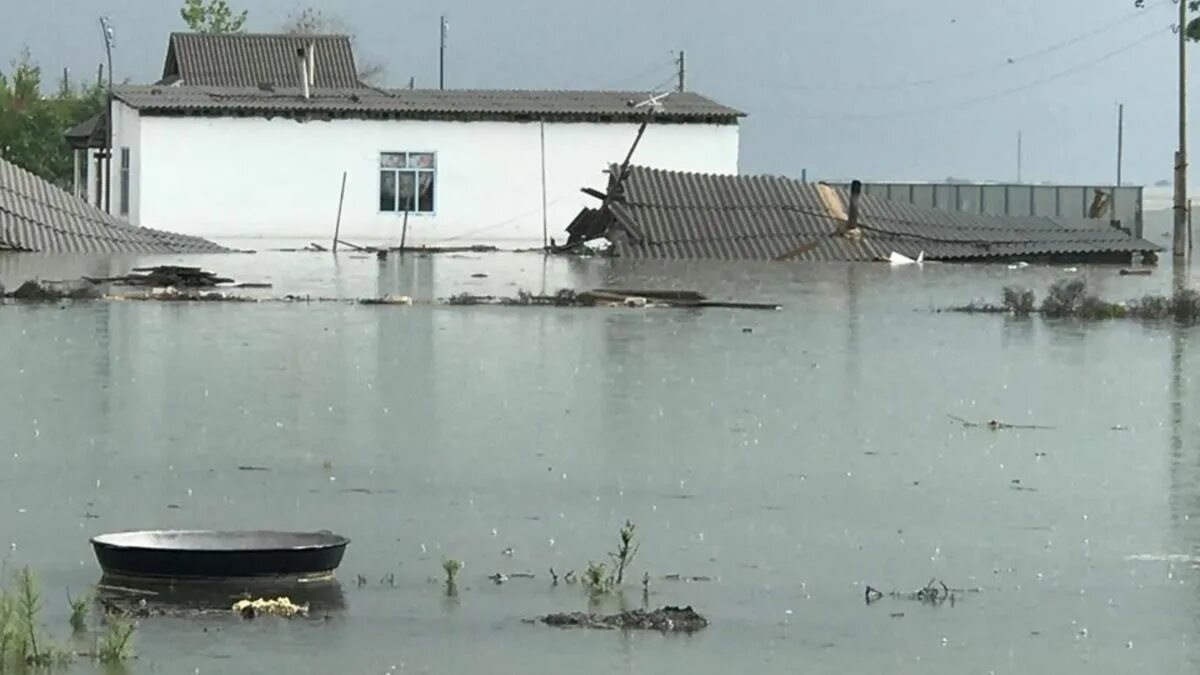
[0,0,1189,186]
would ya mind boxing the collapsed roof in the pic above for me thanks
[0,156,226,254]
[568,166,1160,263]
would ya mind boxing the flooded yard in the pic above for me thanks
[1,251,1198,673]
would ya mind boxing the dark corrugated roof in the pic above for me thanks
[0,156,227,254]
[113,86,743,124]
[596,167,1160,262]
[65,114,106,149]
[163,32,361,88]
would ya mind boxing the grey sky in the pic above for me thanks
[0,0,1187,186]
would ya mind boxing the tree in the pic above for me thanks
[0,52,104,187]
[281,8,386,84]
[180,0,248,34]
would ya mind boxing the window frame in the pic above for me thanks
[378,151,437,216]
[119,147,131,216]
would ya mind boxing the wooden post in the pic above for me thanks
[439,16,447,90]
[332,171,347,252]
[1175,0,1189,261]
[540,120,549,250]
[400,209,410,252]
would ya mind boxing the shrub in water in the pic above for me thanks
[1001,286,1036,314]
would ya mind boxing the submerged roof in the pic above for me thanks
[0,156,226,254]
[113,85,742,124]
[162,32,361,88]
[589,167,1160,262]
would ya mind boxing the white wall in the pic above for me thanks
[120,115,738,246]
[108,101,142,223]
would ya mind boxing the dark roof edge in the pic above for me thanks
[116,107,741,125]
[168,31,354,40]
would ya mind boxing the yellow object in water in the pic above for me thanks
[231,597,309,618]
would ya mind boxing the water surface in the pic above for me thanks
[0,253,1197,673]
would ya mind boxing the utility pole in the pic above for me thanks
[100,17,114,215]
[676,50,686,92]
[1017,131,1023,183]
[439,15,447,90]
[1175,0,1189,261]
[1117,103,1125,186]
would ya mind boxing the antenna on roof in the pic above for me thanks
[631,91,669,113]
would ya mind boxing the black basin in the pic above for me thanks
[91,530,350,581]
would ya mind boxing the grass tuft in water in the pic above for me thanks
[2,567,73,668]
[67,591,88,633]
[442,558,462,596]
[609,520,639,586]
[95,617,134,664]
[582,561,611,596]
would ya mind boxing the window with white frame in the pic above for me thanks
[379,152,436,213]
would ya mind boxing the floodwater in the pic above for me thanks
[1,251,1199,674]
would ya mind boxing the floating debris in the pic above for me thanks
[4,279,779,312]
[865,579,980,606]
[661,574,715,583]
[232,597,309,619]
[358,294,413,306]
[540,606,708,632]
[947,415,1054,431]
[5,279,101,301]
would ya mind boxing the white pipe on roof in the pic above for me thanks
[297,47,310,99]
[306,42,316,87]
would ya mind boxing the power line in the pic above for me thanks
[600,58,677,91]
[792,25,1168,121]
[762,0,1170,92]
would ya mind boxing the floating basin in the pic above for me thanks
[90,530,350,581]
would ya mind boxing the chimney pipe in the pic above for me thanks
[297,47,310,99]
[844,180,862,234]
[306,42,316,87]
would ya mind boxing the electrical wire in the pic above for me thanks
[600,59,678,91]
[791,24,1168,120]
[755,0,1171,92]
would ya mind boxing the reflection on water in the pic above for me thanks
[3,252,1200,673]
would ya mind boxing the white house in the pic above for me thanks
[94,33,742,248]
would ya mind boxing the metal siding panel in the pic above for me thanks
[981,186,1005,215]
[1059,187,1085,219]
[1007,186,1033,216]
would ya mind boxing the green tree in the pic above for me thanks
[0,52,104,187]
[181,0,248,33]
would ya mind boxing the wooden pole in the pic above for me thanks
[400,209,410,252]
[677,50,685,92]
[1175,0,1189,260]
[439,16,446,90]
[332,171,347,252]
[540,120,549,250]
[1117,103,1124,186]
[1017,131,1023,183]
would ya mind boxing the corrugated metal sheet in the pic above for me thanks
[114,86,743,124]
[164,33,360,88]
[601,167,1160,262]
[0,156,226,254]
